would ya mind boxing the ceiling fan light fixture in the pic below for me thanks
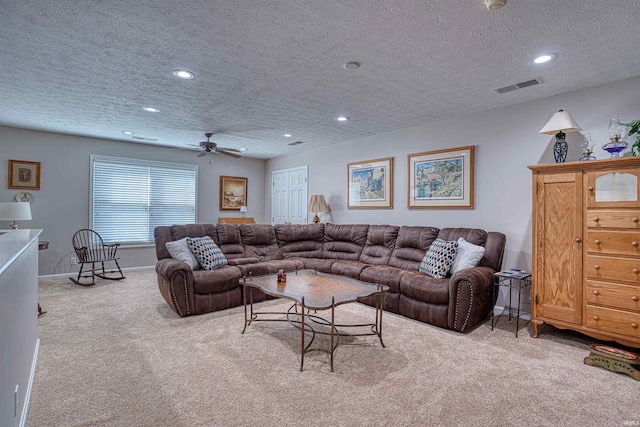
[172,69,195,79]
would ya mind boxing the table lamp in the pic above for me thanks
[240,205,248,218]
[307,195,329,224]
[0,202,32,229]
[539,109,582,163]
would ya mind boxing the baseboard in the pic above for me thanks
[20,338,39,427]
[493,305,531,321]
[38,265,155,280]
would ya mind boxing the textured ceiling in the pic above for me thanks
[1,1,639,159]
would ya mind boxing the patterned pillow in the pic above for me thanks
[419,238,459,279]
[187,236,228,270]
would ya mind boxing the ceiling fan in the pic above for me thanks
[187,133,242,159]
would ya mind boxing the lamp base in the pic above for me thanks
[241,213,246,218]
[10,221,18,230]
[553,132,568,163]
[312,214,320,224]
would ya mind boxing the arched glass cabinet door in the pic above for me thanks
[587,168,640,208]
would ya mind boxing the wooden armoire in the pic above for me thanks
[530,157,640,348]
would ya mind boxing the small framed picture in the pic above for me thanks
[347,157,393,209]
[8,160,41,190]
[220,176,248,211]
[407,146,474,209]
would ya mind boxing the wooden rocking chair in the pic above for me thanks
[70,229,125,286]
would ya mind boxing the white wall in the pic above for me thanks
[0,127,266,276]
[266,76,640,309]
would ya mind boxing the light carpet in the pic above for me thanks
[28,270,639,426]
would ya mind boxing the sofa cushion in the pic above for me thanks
[359,225,399,265]
[187,236,228,270]
[389,226,439,270]
[172,224,219,245]
[215,224,246,259]
[165,237,200,270]
[275,224,325,258]
[330,260,368,279]
[239,224,283,261]
[419,238,458,279]
[299,258,334,273]
[236,259,305,278]
[192,266,242,294]
[323,224,369,260]
[437,228,487,247]
[450,237,486,274]
[359,265,409,293]
[400,272,450,304]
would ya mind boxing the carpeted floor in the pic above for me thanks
[28,269,639,427]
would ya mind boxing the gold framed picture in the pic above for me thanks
[407,146,474,209]
[8,160,41,190]
[347,157,393,209]
[220,176,248,211]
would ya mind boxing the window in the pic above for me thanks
[91,155,197,245]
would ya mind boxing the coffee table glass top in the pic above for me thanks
[244,269,388,310]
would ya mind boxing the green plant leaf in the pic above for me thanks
[622,119,640,136]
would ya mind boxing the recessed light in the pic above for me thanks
[343,61,360,70]
[239,148,247,151]
[534,54,557,64]
[172,69,195,79]
[284,133,293,138]
[336,116,350,122]
[122,131,134,135]
[143,107,160,112]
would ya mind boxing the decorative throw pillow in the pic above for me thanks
[450,237,486,274]
[165,237,200,270]
[419,238,458,279]
[187,236,228,270]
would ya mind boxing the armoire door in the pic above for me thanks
[534,171,583,325]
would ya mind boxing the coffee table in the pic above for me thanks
[241,269,389,372]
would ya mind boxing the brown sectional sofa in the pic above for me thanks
[154,223,506,332]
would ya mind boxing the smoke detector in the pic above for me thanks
[484,0,506,10]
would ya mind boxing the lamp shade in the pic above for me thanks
[0,202,32,221]
[307,195,329,213]
[539,109,582,135]
[239,206,248,213]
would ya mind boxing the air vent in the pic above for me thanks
[287,141,305,146]
[131,136,158,142]
[494,77,543,94]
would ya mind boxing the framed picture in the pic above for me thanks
[407,146,474,209]
[347,157,393,209]
[220,176,248,211]
[8,160,41,190]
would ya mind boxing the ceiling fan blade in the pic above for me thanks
[186,143,200,147]
[197,151,208,158]
[216,146,241,152]
[216,149,241,159]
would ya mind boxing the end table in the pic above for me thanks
[492,269,531,337]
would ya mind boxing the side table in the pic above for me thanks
[492,269,531,337]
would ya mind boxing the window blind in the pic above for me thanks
[91,155,197,244]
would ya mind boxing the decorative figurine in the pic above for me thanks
[277,269,287,283]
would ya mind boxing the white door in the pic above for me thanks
[271,166,308,225]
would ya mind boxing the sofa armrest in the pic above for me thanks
[227,257,260,266]
[155,258,195,317]
[447,266,496,332]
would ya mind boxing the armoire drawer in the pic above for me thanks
[585,305,640,338]
[586,280,640,311]
[586,255,640,283]
[587,230,640,255]
[586,210,640,229]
